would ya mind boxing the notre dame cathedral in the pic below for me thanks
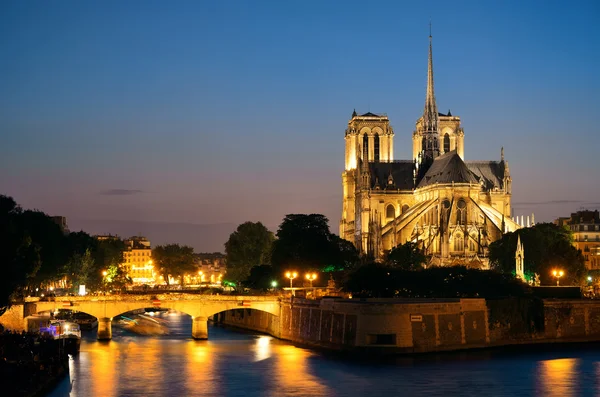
[339,33,521,268]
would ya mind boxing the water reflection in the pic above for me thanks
[537,358,578,397]
[186,341,215,394]
[271,345,332,397]
[47,316,600,397]
[254,336,272,362]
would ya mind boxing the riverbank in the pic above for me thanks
[215,297,600,356]
[0,329,69,397]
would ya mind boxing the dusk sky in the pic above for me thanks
[2,0,599,252]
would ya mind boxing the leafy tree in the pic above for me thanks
[64,233,129,293]
[271,214,359,275]
[386,241,426,270]
[225,222,274,285]
[243,265,277,291]
[18,209,69,288]
[489,223,585,285]
[344,264,530,299]
[152,244,196,286]
[0,195,40,315]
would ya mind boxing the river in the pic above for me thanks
[46,311,600,397]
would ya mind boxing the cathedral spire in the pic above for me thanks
[422,22,439,160]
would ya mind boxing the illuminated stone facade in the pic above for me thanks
[122,236,154,285]
[340,34,519,267]
[556,210,600,270]
[194,253,226,285]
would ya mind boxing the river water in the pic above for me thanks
[46,311,600,397]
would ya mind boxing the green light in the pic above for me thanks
[271,281,277,288]
[588,276,593,282]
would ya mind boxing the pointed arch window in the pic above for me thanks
[386,204,395,220]
[363,134,369,161]
[422,137,427,152]
[454,234,464,252]
[443,133,450,153]
[374,133,380,162]
[456,199,467,225]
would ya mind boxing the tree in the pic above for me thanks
[244,265,277,291]
[0,195,40,315]
[152,244,196,286]
[489,223,585,285]
[224,222,274,285]
[271,214,359,275]
[385,241,426,270]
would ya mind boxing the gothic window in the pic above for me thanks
[374,133,380,162]
[386,204,395,220]
[456,199,467,225]
[363,134,369,161]
[422,137,426,152]
[454,234,464,252]
[444,133,450,153]
[469,237,475,252]
[402,204,409,214]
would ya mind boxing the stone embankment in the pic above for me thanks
[216,297,600,354]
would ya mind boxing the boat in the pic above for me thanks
[40,320,81,354]
[116,314,170,335]
[71,312,99,330]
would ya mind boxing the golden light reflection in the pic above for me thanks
[88,341,118,397]
[121,339,163,383]
[270,345,331,397]
[537,358,578,397]
[186,341,215,393]
[254,336,272,362]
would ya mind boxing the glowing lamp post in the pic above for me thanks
[552,270,564,286]
[305,273,317,288]
[285,271,297,295]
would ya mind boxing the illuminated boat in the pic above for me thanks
[40,320,81,354]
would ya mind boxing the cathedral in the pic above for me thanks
[340,33,521,268]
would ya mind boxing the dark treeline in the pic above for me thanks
[0,194,129,316]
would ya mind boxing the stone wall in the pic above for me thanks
[219,298,600,354]
[0,304,27,332]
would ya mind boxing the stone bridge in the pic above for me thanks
[1,294,281,340]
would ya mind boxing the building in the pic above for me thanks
[555,210,600,270]
[194,253,226,285]
[340,33,521,267]
[51,216,70,234]
[122,236,155,285]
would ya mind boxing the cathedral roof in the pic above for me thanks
[367,161,414,190]
[417,150,479,188]
[360,112,381,117]
[465,161,505,191]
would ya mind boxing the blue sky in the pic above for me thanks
[1,0,599,251]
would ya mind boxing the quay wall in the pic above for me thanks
[218,298,600,354]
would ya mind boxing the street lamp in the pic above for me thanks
[305,273,317,288]
[271,281,278,288]
[285,271,297,295]
[588,276,593,283]
[552,270,564,286]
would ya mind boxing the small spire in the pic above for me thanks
[501,147,504,162]
[352,109,357,118]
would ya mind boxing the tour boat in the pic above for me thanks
[40,320,81,354]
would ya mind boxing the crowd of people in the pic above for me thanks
[0,325,69,396]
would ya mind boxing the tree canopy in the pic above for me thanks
[385,241,427,270]
[489,223,585,285]
[152,244,196,286]
[224,221,274,285]
[344,264,530,299]
[271,214,359,276]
